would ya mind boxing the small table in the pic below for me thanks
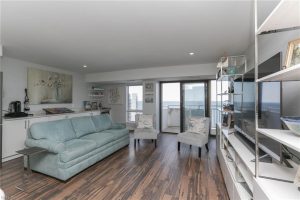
[16,147,47,173]
[15,147,47,192]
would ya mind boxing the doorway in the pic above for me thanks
[160,81,208,133]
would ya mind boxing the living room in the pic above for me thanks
[0,0,300,200]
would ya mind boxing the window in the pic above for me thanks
[127,85,143,122]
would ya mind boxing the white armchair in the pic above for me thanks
[134,114,159,148]
[177,117,210,158]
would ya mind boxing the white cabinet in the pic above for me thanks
[2,119,27,161]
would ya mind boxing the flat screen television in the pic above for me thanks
[234,52,282,161]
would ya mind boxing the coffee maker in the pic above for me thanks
[5,101,28,118]
[8,101,22,113]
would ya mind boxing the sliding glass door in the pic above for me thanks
[160,81,208,133]
[181,82,207,132]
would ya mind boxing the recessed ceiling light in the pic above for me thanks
[189,52,195,56]
[83,65,87,68]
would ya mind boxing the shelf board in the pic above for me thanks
[236,162,254,192]
[227,146,236,161]
[259,161,298,183]
[255,177,300,200]
[257,0,300,34]
[257,128,300,152]
[236,182,253,200]
[217,74,244,81]
[224,132,255,175]
[256,64,300,82]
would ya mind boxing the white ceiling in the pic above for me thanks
[1,1,253,73]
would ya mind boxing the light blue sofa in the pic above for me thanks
[25,114,129,181]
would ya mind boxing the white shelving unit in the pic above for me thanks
[257,129,300,152]
[257,0,300,34]
[216,55,254,200]
[256,63,300,82]
[254,0,300,199]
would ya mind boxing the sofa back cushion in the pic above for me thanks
[92,114,112,132]
[30,119,76,142]
[71,116,97,138]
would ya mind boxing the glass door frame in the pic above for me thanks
[159,80,210,133]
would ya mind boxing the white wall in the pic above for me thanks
[85,63,216,83]
[96,81,161,127]
[143,81,160,129]
[95,84,127,123]
[1,56,88,113]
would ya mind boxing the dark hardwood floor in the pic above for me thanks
[0,133,229,200]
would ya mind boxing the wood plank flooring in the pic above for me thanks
[0,133,229,200]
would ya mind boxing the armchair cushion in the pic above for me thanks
[178,132,208,147]
[134,128,158,139]
[71,116,97,138]
[25,138,65,154]
[188,117,210,135]
[60,139,97,163]
[92,114,112,132]
[137,114,153,129]
[30,119,76,142]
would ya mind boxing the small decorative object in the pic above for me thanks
[217,57,228,69]
[228,80,234,93]
[108,87,122,104]
[24,88,30,112]
[222,114,229,126]
[91,102,98,110]
[145,94,154,103]
[145,82,154,94]
[285,38,300,68]
[84,101,91,110]
[223,100,234,112]
[227,66,237,75]
[28,68,72,104]
[281,116,300,136]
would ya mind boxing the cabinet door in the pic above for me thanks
[2,119,27,161]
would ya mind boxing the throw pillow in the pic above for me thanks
[188,117,208,134]
[137,115,153,129]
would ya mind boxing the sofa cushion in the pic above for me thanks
[92,114,112,132]
[60,139,97,163]
[80,132,115,148]
[30,119,76,142]
[71,116,97,138]
[105,128,129,140]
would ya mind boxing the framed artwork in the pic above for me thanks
[27,68,73,104]
[145,82,154,94]
[144,94,154,103]
[108,87,122,104]
[285,38,300,68]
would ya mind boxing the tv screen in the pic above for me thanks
[234,53,282,161]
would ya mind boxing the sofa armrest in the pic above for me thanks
[25,138,65,154]
[111,123,126,129]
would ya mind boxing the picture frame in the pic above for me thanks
[108,87,123,105]
[285,38,300,68]
[144,82,154,94]
[144,94,154,103]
